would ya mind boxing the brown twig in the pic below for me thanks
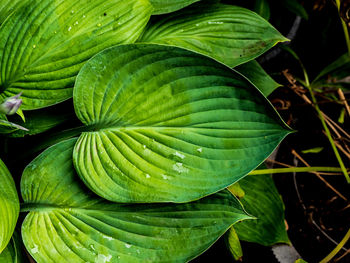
[291,149,348,202]
[338,88,350,117]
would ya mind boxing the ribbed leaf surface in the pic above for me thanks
[149,0,200,15]
[21,138,251,263]
[0,0,152,110]
[0,159,19,253]
[73,44,291,203]
[234,173,290,246]
[139,3,287,67]
[0,0,27,24]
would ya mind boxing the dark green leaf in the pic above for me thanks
[236,60,281,96]
[0,231,25,263]
[282,0,308,20]
[139,3,288,67]
[234,173,290,246]
[0,0,27,24]
[0,0,152,110]
[0,159,19,253]
[73,44,291,203]
[21,138,252,263]
[254,0,270,21]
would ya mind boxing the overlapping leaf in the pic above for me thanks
[0,0,152,110]
[21,138,251,263]
[139,3,288,67]
[0,231,25,263]
[149,0,201,15]
[236,60,281,96]
[73,44,291,203]
[0,159,19,253]
[234,172,290,246]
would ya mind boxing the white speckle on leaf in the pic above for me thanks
[83,15,86,18]
[143,145,147,149]
[95,254,112,263]
[145,174,151,179]
[31,244,39,254]
[174,151,185,159]
[208,21,223,24]
[125,243,131,248]
[71,10,74,14]
[162,174,168,180]
[32,45,36,49]
[197,148,202,153]
[173,163,189,173]
[68,26,72,31]
[102,235,113,241]
[90,244,96,251]
[97,23,102,27]
[74,21,79,25]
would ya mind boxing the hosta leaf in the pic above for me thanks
[234,172,290,246]
[0,120,28,134]
[7,101,74,138]
[21,138,252,263]
[0,159,19,253]
[236,60,281,96]
[73,44,291,203]
[0,0,27,24]
[149,0,201,15]
[254,0,271,21]
[0,231,25,263]
[0,0,152,110]
[139,3,288,67]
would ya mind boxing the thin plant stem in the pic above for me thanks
[249,167,344,175]
[335,0,350,56]
[320,228,350,263]
[306,84,350,183]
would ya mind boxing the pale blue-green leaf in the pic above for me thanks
[139,3,288,67]
[234,172,290,246]
[21,138,252,263]
[0,159,19,253]
[73,44,291,203]
[236,60,282,96]
[0,0,152,110]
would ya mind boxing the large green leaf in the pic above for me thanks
[0,0,27,24]
[236,60,281,96]
[149,0,201,15]
[0,231,25,263]
[73,44,291,203]
[0,0,152,110]
[0,159,19,253]
[234,172,290,246]
[21,138,252,263]
[139,3,287,67]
